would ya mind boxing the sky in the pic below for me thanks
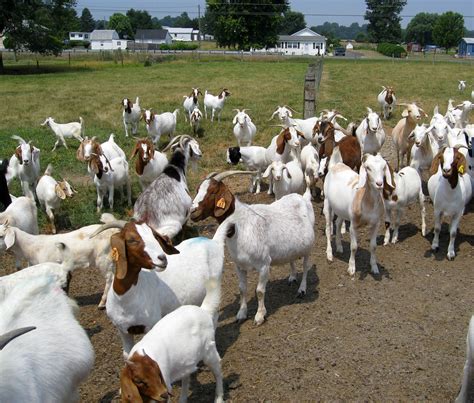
[75,0,474,30]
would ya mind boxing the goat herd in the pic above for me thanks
[0,83,473,401]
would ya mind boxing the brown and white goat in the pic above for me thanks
[122,97,141,137]
[130,138,168,190]
[183,88,202,121]
[77,134,126,164]
[377,86,397,119]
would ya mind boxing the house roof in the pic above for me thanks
[461,37,474,44]
[135,29,170,40]
[90,30,119,41]
[162,26,194,34]
[279,27,326,42]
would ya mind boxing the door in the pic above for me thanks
[303,42,309,55]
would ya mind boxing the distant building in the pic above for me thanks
[345,42,353,50]
[69,32,90,42]
[134,29,172,49]
[407,42,422,52]
[254,28,326,56]
[458,38,474,57]
[90,30,127,50]
[162,27,200,42]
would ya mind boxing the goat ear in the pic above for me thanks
[152,230,180,255]
[110,233,128,280]
[357,165,367,189]
[262,164,272,179]
[214,187,234,218]
[384,161,395,189]
[296,130,305,139]
[120,365,143,403]
[429,150,443,176]
[455,151,467,175]
[14,147,23,164]
[55,184,67,200]
[401,109,409,118]
[130,143,140,160]
[4,228,15,250]
[76,143,85,161]
[283,166,292,179]
[149,142,155,158]
[276,131,288,155]
[232,115,237,125]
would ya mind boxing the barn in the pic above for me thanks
[458,37,474,57]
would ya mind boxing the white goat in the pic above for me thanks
[0,276,94,402]
[36,164,76,234]
[446,101,474,129]
[41,116,84,151]
[90,220,224,359]
[456,315,474,403]
[263,159,305,200]
[0,196,38,235]
[270,105,318,144]
[190,107,203,134]
[7,135,41,200]
[383,166,426,245]
[183,88,202,121]
[143,108,179,144]
[204,89,231,122]
[324,154,394,276]
[130,138,168,191]
[0,214,119,308]
[459,80,467,92]
[377,86,397,119]
[226,146,268,194]
[355,107,385,155]
[77,134,126,162]
[300,143,320,194]
[191,171,315,325]
[122,97,141,137]
[408,124,440,176]
[428,146,472,260]
[232,109,257,146]
[120,279,223,403]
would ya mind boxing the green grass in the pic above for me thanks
[1,57,473,231]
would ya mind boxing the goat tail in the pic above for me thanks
[135,97,140,106]
[200,276,221,318]
[44,163,53,176]
[303,186,312,203]
[79,116,85,138]
[173,109,180,116]
[108,133,116,143]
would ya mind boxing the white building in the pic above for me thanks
[90,30,127,50]
[69,32,90,42]
[257,28,326,56]
[162,27,200,42]
[135,29,172,46]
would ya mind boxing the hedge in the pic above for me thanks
[67,40,90,49]
[376,43,407,58]
[160,42,199,51]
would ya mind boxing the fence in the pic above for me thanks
[303,58,324,119]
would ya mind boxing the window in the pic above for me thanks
[78,34,83,38]
[71,33,76,38]
[298,42,300,49]
[117,41,121,46]
[85,34,89,39]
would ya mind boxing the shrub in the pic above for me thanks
[68,40,90,49]
[376,42,407,58]
[160,42,199,51]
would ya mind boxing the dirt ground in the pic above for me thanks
[2,133,474,401]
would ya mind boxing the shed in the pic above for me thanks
[458,38,474,57]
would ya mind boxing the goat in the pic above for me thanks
[262,159,305,200]
[204,89,231,122]
[324,154,394,275]
[130,138,168,191]
[383,165,426,245]
[191,171,315,325]
[7,135,41,200]
[0,214,119,308]
[0,276,94,402]
[428,146,472,260]
[299,143,320,193]
[41,116,84,151]
[0,159,12,210]
[183,88,202,121]
[134,135,202,239]
[77,134,126,162]
[190,107,203,134]
[227,146,268,194]
[377,86,397,119]
[122,97,141,137]
[120,279,223,403]
[355,107,385,155]
[88,153,131,212]
[143,108,179,144]
[429,105,450,146]
[232,109,257,146]
[36,164,76,233]
[456,315,474,403]
[90,220,224,358]
[459,80,467,92]
[270,105,318,144]
[446,101,474,129]
[408,124,440,176]
[392,102,428,170]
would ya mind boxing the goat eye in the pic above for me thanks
[126,239,139,244]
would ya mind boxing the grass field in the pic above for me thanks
[1,56,473,231]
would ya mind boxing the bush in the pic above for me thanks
[68,40,90,49]
[376,42,407,58]
[160,42,199,51]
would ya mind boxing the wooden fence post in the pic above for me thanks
[303,58,324,119]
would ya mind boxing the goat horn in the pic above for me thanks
[0,327,36,350]
[89,221,127,238]
[268,110,280,121]
[205,172,219,179]
[269,124,288,128]
[213,170,258,182]
[242,109,250,113]
[232,109,241,113]
[283,105,301,114]
[162,135,183,152]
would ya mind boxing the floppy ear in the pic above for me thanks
[357,164,367,189]
[296,130,305,139]
[283,166,292,179]
[455,151,467,175]
[189,141,201,157]
[76,143,85,161]
[55,184,67,200]
[214,186,234,218]
[429,150,443,176]
[384,161,395,189]
[110,233,128,280]
[32,147,40,163]
[130,143,140,160]
[4,227,16,250]
[262,164,273,179]
[14,147,23,164]
[151,230,180,255]
[232,115,237,125]
[120,365,143,403]
[401,108,409,118]
[149,142,155,158]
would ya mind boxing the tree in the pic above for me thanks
[206,0,289,50]
[365,0,407,43]
[126,9,154,32]
[0,0,77,72]
[80,7,95,32]
[405,13,438,46]
[174,12,192,28]
[108,13,134,39]
[279,11,306,35]
[96,19,107,29]
[433,11,465,52]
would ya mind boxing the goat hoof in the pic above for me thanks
[447,253,455,261]
[254,316,265,326]
[97,304,106,311]
[287,277,297,285]
[297,290,306,299]
[431,246,439,253]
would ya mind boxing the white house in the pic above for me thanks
[69,32,90,42]
[135,29,172,46]
[162,27,200,42]
[90,30,127,50]
[256,28,326,56]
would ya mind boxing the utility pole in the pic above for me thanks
[198,4,202,46]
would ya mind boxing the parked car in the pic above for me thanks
[334,47,346,56]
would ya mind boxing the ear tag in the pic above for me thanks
[111,247,120,262]
[458,165,464,174]
[216,198,226,209]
